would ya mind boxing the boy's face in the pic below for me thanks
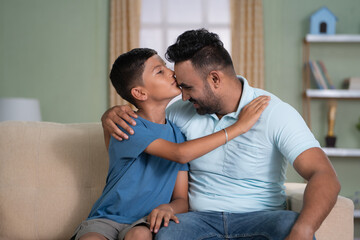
[142,55,181,101]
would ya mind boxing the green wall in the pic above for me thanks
[264,1,360,236]
[0,0,109,123]
[264,0,360,196]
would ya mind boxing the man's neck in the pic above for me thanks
[216,76,243,119]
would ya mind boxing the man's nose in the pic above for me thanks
[182,91,190,101]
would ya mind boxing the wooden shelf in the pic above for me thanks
[305,34,360,43]
[306,89,360,99]
[322,148,360,157]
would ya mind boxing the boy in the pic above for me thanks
[71,48,269,240]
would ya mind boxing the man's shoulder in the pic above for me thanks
[166,99,195,114]
[166,100,197,128]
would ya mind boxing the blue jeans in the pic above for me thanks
[155,210,315,240]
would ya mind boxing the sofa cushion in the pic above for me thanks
[0,121,108,240]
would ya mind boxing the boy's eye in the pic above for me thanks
[157,70,163,74]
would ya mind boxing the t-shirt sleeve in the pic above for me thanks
[108,119,157,159]
[267,102,321,165]
[179,163,189,171]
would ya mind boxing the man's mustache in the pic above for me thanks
[189,98,197,104]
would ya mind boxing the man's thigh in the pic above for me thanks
[155,211,225,240]
[156,210,306,240]
[227,210,299,239]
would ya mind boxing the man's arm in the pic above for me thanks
[147,170,189,233]
[286,147,341,240]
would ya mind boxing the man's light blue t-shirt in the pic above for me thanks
[88,117,188,224]
[166,76,320,213]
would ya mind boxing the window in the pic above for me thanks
[140,0,231,67]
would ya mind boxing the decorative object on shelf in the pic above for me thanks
[325,101,337,147]
[309,6,337,35]
[0,98,42,122]
[343,77,360,90]
[308,60,335,89]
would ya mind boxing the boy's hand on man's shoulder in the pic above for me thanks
[101,105,138,141]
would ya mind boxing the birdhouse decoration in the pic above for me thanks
[309,6,337,35]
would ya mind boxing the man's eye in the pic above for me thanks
[157,70,163,74]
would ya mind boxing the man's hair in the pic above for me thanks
[165,28,235,78]
[109,48,157,106]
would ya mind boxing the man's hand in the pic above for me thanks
[147,204,179,234]
[285,223,315,240]
[101,105,138,141]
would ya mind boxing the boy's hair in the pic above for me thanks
[165,28,235,79]
[110,48,158,106]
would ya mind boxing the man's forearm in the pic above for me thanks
[290,172,340,237]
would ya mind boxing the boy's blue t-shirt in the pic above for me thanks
[88,116,188,224]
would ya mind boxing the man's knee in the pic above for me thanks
[155,213,196,240]
[155,221,178,240]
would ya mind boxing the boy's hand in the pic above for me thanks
[101,105,138,141]
[147,204,179,234]
[236,95,270,134]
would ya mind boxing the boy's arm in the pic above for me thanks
[145,96,270,164]
[148,170,189,233]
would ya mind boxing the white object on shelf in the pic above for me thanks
[306,34,360,43]
[306,89,360,98]
[322,148,360,157]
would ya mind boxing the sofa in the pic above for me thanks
[0,121,354,240]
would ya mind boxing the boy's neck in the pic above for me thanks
[136,103,167,124]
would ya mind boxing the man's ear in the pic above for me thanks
[131,86,148,101]
[208,71,221,89]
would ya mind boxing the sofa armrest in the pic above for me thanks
[285,183,354,240]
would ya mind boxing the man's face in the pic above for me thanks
[174,60,221,115]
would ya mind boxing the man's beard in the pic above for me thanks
[190,83,221,115]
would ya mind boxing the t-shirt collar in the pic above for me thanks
[210,75,254,120]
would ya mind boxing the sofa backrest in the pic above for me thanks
[0,121,108,240]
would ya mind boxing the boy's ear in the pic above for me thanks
[207,71,221,89]
[131,86,148,101]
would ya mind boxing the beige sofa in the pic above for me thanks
[0,121,354,240]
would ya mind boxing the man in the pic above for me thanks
[102,29,340,240]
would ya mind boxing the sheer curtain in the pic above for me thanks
[109,0,141,108]
[231,0,264,89]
